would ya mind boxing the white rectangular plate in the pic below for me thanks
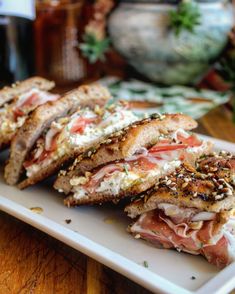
[0,134,235,294]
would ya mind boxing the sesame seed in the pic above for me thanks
[226,189,233,196]
[215,194,224,200]
[182,182,188,188]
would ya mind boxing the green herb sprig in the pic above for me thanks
[79,33,110,64]
[169,0,201,36]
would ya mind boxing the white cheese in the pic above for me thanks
[73,187,87,200]
[25,107,137,177]
[70,176,88,186]
[95,171,140,195]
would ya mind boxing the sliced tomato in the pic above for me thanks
[176,133,202,147]
[70,117,96,134]
[20,92,39,108]
[24,133,59,168]
[24,150,51,168]
[13,108,25,120]
[149,144,188,153]
[133,157,157,171]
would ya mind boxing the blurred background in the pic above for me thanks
[0,0,235,120]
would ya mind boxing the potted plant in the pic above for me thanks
[80,0,234,85]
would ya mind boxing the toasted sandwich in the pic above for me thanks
[0,76,55,107]
[0,77,59,150]
[54,114,211,206]
[13,101,137,188]
[5,84,112,185]
[125,152,235,268]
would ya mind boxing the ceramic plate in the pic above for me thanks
[0,135,234,294]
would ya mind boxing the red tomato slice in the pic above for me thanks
[13,108,25,120]
[21,93,39,108]
[24,150,51,168]
[134,157,157,171]
[24,133,59,168]
[176,133,202,147]
[70,117,96,134]
[149,144,188,153]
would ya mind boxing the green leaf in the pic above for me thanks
[169,0,201,36]
[79,33,110,63]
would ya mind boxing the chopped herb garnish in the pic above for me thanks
[143,260,149,268]
[123,164,129,175]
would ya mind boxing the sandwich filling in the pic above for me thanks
[129,205,235,268]
[126,154,235,268]
[0,88,59,136]
[69,129,210,200]
[24,104,137,177]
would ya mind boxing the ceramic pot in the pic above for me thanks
[108,0,234,85]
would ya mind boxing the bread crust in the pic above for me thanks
[125,153,235,218]
[0,76,55,107]
[54,113,197,195]
[4,84,111,185]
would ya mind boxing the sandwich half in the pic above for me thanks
[15,102,137,188]
[0,77,58,149]
[125,152,235,268]
[5,84,112,185]
[54,113,211,206]
[0,76,55,107]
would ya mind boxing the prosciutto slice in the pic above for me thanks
[130,208,235,268]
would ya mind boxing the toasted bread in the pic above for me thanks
[54,113,198,196]
[125,153,235,218]
[4,84,111,185]
[0,76,55,107]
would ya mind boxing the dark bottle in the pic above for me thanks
[0,0,35,87]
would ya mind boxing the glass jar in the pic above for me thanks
[34,0,86,86]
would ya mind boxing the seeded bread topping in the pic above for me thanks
[68,129,209,202]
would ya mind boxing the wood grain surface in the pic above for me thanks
[0,106,235,294]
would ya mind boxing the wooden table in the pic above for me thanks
[0,105,235,294]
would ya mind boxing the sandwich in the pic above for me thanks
[125,152,235,268]
[12,101,137,188]
[0,76,59,150]
[0,76,55,107]
[5,84,113,186]
[54,113,212,206]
